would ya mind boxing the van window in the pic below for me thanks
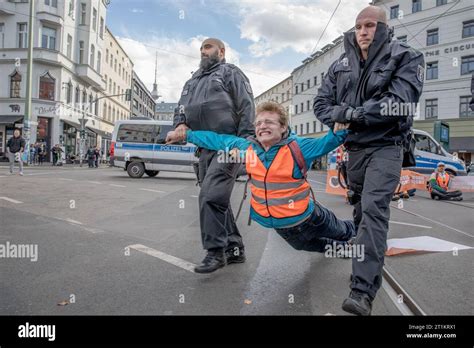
[117,124,155,143]
[415,134,439,154]
[155,125,173,144]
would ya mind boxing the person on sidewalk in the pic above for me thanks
[6,129,25,176]
[87,146,96,168]
[94,146,101,168]
[167,101,355,258]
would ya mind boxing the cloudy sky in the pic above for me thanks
[106,0,370,102]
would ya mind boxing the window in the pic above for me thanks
[92,8,97,31]
[300,124,303,135]
[97,51,101,73]
[397,35,407,43]
[89,94,93,111]
[66,82,72,104]
[281,93,285,102]
[436,0,447,5]
[90,44,95,67]
[275,96,278,103]
[75,86,80,104]
[80,3,86,25]
[294,126,297,134]
[287,91,290,100]
[39,73,55,101]
[295,104,298,114]
[460,96,474,117]
[110,54,113,67]
[45,0,57,7]
[68,0,75,17]
[313,121,316,133]
[0,23,4,48]
[415,134,438,154]
[426,62,438,80]
[307,100,310,111]
[412,0,422,13]
[461,56,474,75]
[321,72,324,82]
[66,34,72,58]
[119,63,121,77]
[108,78,112,93]
[104,74,108,89]
[103,103,107,120]
[41,26,56,50]
[307,79,310,89]
[79,41,84,63]
[18,23,27,48]
[114,58,117,72]
[295,85,299,94]
[425,99,438,119]
[10,71,21,98]
[390,5,399,19]
[82,90,86,110]
[463,20,474,38]
[99,17,104,38]
[106,49,109,63]
[314,76,317,86]
[306,123,309,134]
[300,102,303,113]
[117,124,156,143]
[426,28,438,46]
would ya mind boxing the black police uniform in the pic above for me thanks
[314,23,425,301]
[174,59,255,255]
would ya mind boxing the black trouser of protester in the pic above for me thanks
[431,189,462,200]
[346,144,403,300]
[198,148,244,251]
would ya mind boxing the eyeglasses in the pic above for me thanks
[254,119,281,128]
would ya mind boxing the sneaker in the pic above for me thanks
[19,172,24,176]
[342,289,373,316]
[194,249,226,274]
[225,246,246,264]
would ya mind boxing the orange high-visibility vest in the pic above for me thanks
[245,145,312,219]
[429,172,450,192]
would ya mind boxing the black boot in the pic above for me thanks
[225,246,246,264]
[342,289,373,316]
[194,248,226,274]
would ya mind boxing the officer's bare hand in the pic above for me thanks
[175,124,189,141]
[334,122,350,132]
[165,131,181,144]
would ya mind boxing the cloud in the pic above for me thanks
[116,35,286,102]
[130,8,144,13]
[237,0,369,57]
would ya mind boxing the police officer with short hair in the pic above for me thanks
[173,38,255,273]
[314,6,425,315]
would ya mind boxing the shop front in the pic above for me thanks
[0,115,24,161]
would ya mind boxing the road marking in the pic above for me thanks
[128,244,197,273]
[389,220,432,229]
[391,205,473,239]
[308,179,326,185]
[59,178,73,181]
[109,184,126,188]
[190,195,198,198]
[87,181,102,184]
[0,196,23,204]
[25,171,67,176]
[139,188,165,193]
[65,218,83,225]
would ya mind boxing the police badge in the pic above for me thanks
[416,64,425,83]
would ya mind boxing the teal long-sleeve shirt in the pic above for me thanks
[185,128,347,229]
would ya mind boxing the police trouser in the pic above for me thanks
[198,148,244,251]
[346,144,403,299]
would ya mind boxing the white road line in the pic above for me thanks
[391,205,474,239]
[128,244,197,273]
[25,171,66,176]
[109,184,126,188]
[59,178,73,181]
[190,195,199,198]
[389,220,432,229]
[65,218,83,225]
[308,179,326,185]
[0,196,23,204]
[139,188,165,193]
[87,181,102,184]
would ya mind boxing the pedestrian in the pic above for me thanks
[314,6,424,315]
[38,143,45,165]
[94,146,101,168]
[87,146,95,168]
[167,101,355,254]
[173,37,255,273]
[51,144,58,166]
[29,143,36,165]
[6,128,25,176]
[428,162,463,201]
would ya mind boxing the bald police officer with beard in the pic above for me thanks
[173,38,255,273]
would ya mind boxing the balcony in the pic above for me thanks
[76,65,105,90]
[0,0,16,15]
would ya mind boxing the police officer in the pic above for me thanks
[173,38,255,273]
[314,6,424,315]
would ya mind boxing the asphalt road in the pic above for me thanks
[0,165,472,315]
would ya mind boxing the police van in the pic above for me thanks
[110,119,198,178]
[327,129,467,175]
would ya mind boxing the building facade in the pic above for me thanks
[155,102,177,121]
[373,0,474,163]
[131,70,155,119]
[254,75,293,121]
[0,0,109,161]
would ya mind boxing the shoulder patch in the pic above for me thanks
[417,64,425,83]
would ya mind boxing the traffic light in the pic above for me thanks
[125,89,132,101]
[80,130,86,138]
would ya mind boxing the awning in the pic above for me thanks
[87,127,112,139]
[62,119,81,129]
[0,115,23,125]
[450,137,474,152]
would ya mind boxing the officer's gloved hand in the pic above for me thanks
[344,107,365,124]
[331,105,351,124]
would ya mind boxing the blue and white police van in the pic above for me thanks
[327,129,467,175]
[110,119,198,178]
